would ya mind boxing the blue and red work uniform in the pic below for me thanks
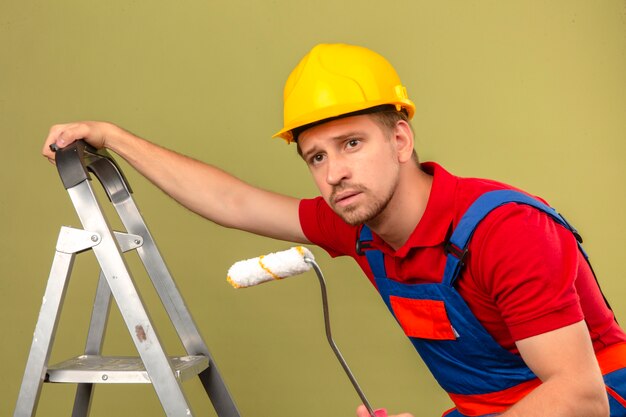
[299,162,626,416]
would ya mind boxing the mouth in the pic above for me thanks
[332,190,362,207]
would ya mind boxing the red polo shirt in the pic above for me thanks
[299,162,625,353]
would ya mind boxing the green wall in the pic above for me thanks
[1,1,625,416]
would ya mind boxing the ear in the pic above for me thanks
[393,120,415,163]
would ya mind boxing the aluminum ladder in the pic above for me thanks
[14,140,241,417]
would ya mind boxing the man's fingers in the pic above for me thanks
[42,123,88,160]
[356,405,371,417]
[356,404,414,417]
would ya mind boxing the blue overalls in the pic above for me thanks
[357,190,626,416]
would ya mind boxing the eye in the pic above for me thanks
[346,138,361,150]
[309,153,325,166]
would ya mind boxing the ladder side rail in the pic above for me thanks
[88,149,242,417]
[89,156,206,352]
[83,271,113,354]
[14,227,93,417]
[72,233,149,417]
[67,180,196,417]
[72,271,112,417]
[124,207,243,417]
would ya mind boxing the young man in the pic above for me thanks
[42,44,626,417]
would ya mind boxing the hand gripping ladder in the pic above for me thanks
[14,140,241,417]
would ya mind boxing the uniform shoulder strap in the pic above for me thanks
[357,226,387,278]
[442,189,585,286]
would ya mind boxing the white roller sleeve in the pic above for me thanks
[227,246,314,288]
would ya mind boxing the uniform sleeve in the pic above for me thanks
[471,204,585,342]
[299,197,358,258]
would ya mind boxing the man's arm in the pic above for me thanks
[42,121,309,244]
[502,321,609,417]
[354,322,609,417]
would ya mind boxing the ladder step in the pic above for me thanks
[46,355,209,384]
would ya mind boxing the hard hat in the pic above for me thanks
[273,43,415,143]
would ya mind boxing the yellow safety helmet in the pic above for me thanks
[273,43,415,143]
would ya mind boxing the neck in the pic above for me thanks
[366,163,433,251]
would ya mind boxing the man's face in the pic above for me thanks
[298,114,401,226]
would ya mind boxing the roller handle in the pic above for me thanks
[229,250,387,417]
[50,139,132,203]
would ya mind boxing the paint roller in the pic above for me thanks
[227,246,387,417]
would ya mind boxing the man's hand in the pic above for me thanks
[356,404,413,417]
[42,121,119,163]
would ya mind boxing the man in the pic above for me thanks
[42,44,626,417]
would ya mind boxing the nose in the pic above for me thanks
[325,155,350,186]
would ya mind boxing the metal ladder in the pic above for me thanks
[14,140,241,417]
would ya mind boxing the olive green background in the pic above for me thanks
[1,1,625,416]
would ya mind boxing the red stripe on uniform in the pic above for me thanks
[596,342,626,375]
[447,378,541,416]
[444,343,626,416]
[606,386,626,408]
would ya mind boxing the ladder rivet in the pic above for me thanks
[102,374,108,381]
[134,239,141,245]
[91,235,99,242]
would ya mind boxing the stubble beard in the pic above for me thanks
[330,181,397,226]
